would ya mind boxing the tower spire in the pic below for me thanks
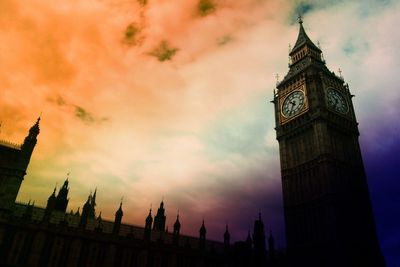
[290,16,320,55]
[113,199,123,235]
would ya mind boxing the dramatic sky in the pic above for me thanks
[1,0,399,265]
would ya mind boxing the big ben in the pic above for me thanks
[273,17,385,266]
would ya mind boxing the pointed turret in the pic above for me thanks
[0,117,41,212]
[89,188,97,218]
[144,208,153,241]
[95,212,103,232]
[173,211,181,245]
[75,207,80,216]
[43,186,57,222]
[173,213,181,235]
[22,117,40,145]
[153,200,166,231]
[246,229,252,249]
[46,187,56,208]
[20,117,40,167]
[55,175,69,212]
[278,16,326,86]
[199,220,206,249]
[113,201,123,235]
[290,16,320,55]
[253,213,266,265]
[79,194,91,228]
[91,188,97,206]
[224,224,230,251]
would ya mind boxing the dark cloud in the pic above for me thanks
[74,106,95,123]
[137,0,147,6]
[55,95,66,106]
[124,23,141,46]
[217,35,233,46]
[197,0,216,17]
[295,2,315,16]
[149,41,178,62]
[48,95,108,124]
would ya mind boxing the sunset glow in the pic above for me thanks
[1,0,399,265]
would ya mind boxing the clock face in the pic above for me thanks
[326,88,348,114]
[281,90,305,118]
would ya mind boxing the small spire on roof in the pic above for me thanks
[338,68,344,80]
[298,14,303,24]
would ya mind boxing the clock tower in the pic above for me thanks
[273,18,385,266]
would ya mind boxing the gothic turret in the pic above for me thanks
[224,225,230,251]
[289,16,322,64]
[21,117,40,164]
[95,212,103,232]
[43,186,57,222]
[173,212,181,245]
[0,118,41,212]
[113,201,123,235]
[246,229,252,249]
[199,220,206,249]
[79,194,91,228]
[55,176,69,212]
[153,201,166,231]
[89,188,97,218]
[253,213,266,265]
[144,208,153,241]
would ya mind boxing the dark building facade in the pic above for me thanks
[0,119,280,267]
[0,118,39,213]
[273,18,385,266]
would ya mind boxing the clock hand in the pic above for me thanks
[289,101,296,114]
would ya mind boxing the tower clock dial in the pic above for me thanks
[326,88,348,114]
[281,90,305,118]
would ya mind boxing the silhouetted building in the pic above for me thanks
[54,177,69,212]
[0,16,383,267]
[253,213,266,266]
[153,201,166,232]
[43,186,57,222]
[246,230,253,248]
[273,17,385,266]
[113,201,123,235]
[0,118,39,212]
[224,225,230,251]
[144,208,153,242]
[199,220,206,250]
[173,212,181,245]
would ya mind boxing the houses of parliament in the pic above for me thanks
[0,18,385,266]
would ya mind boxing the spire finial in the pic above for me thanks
[298,14,303,24]
[338,68,344,80]
[275,73,280,86]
